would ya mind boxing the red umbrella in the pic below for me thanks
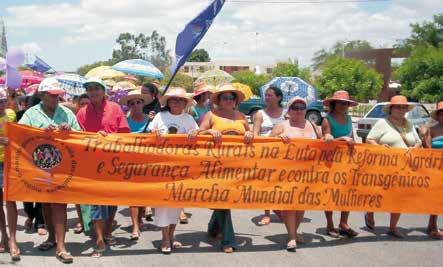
[0,70,44,89]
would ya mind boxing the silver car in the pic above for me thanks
[356,102,430,142]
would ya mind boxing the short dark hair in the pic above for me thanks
[79,93,89,101]
[266,86,283,107]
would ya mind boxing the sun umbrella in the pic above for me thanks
[85,66,126,80]
[103,79,116,87]
[111,81,137,92]
[232,83,253,101]
[51,73,87,97]
[112,59,164,80]
[0,70,44,89]
[24,84,39,96]
[260,77,318,106]
[196,69,234,86]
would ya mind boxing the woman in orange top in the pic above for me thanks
[196,84,253,253]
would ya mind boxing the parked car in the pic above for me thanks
[357,102,430,143]
[239,97,325,125]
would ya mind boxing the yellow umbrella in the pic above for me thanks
[232,83,253,101]
[111,81,137,92]
[85,66,125,80]
[103,79,116,87]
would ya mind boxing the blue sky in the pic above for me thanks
[1,0,439,72]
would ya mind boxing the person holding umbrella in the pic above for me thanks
[76,78,130,257]
[18,78,81,263]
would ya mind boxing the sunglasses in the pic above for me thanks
[220,95,236,101]
[336,101,350,106]
[128,100,143,106]
[289,105,306,111]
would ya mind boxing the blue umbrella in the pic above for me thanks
[260,77,318,106]
[112,59,164,80]
[51,73,86,97]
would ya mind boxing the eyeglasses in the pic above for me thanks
[289,105,306,111]
[336,101,350,106]
[128,100,143,106]
[220,95,236,101]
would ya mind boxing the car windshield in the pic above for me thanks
[366,105,386,118]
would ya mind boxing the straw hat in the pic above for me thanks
[210,83,245,104]
[323,90,358,107]
[431,101,443,120]
[193,83,215,98]
[160,87,194,108]
[382,95,414,113]
[287,96,307,108]
[120,89,149,106]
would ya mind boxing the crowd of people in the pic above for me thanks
[0,77,441,263]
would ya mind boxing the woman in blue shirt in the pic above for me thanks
[321,90,359,238]
[120,89,150,240]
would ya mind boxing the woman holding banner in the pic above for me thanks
[420,101,443,239]
[364,95,422,238]
[120,89,151,241]
[252,86,286,226]
[270,96,321,252]
[19,78,81,263]
[148,87,198,254]
[196,83,253,253]
[322,90,359,238]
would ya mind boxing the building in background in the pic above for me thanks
[181,61,277,78]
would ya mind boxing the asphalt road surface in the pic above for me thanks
[0,206,441,267]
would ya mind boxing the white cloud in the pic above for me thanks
[3,0,442,70]
[21,42,42,54]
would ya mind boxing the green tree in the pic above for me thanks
[312,40,373,70]
[314,57,382,102]
[161,70,194,92]
[231,70,269,95]
[396,46,443,102]
[112,31,172,69]
[271,61,299,77]
[77,59,117,76]
[395,14,443,54]
[188,49,210,62]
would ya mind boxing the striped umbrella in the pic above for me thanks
[112,59,164,80]
[51,73,87,97]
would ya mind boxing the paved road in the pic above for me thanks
[0,206,441,267]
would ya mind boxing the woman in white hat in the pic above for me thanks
[120,89,150,241]
[195,83,253,253]
[365,95,421,238]
[148,87,198,254]
[270,96,322,252]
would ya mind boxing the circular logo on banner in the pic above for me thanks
[13,136,77,194]
[33,144,62,170]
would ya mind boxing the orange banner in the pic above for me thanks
[4,123,443,214]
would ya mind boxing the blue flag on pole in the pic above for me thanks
[166,0,225,92]
[25,54,53,73]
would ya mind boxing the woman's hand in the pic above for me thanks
[341,136,355,146]
[44,124,57,132]
[324,133,334,143]
[279,134,290,144]
[244,131,254,144]
[148,111,156,120]
[381,144,391,148]
[97,131,108,137]
[187,129,199,142]
[58,123,71,132]
[0,137,8,146]
[208,129,222,144]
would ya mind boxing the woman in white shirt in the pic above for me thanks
[252,86,286,226]
[148,87,198,254]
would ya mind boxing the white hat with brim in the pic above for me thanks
[210,83,245,104]
[160,87,195,109]
[83,78,107,91]
[38,78,66,95]
[120,89,149,106]
[287,96,307,108]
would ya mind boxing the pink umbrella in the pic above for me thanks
[0,70,44,89]
[24,83,39,96]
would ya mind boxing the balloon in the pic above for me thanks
[6,48,25,68]
[6,66,22,90]
[0,58,6,71]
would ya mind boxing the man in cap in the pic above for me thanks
[76,78,129,257]
[19,77,80,263]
